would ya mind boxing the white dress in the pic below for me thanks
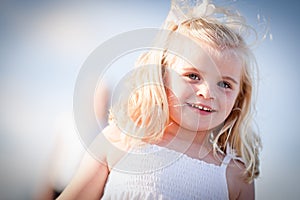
[101,144,233,200]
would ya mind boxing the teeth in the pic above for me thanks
[190,103,213,112]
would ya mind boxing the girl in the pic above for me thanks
[58,0,261,199]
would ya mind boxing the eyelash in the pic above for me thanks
[186,73,201,81]
[217,81,231,89]
[185,73,232,89]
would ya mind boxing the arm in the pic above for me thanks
[57,124,129,200]
[227,160,255,200]
[237,180,254,200]
[57,128,112,200]
[56,148,109,200]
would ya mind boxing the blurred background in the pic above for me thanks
[0,0,299,199]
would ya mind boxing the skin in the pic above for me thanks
[57,45,254,200]
[164,44,242,133]
[56,125,123,200]
[162,45,254,199]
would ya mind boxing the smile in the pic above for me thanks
[187,103,216,112]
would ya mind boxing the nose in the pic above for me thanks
[196,83,215,99]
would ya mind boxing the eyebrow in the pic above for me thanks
[180,66,204,74]
[222,76,239,85]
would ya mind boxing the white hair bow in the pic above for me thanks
[166,0,216,24]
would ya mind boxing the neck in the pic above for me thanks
[161,121,210,147]
[157,121,214,159]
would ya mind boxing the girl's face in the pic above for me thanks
[164,48,242,133]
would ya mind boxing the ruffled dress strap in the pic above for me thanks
[221,144,245,169]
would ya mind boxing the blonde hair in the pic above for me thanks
[109,2,261,183]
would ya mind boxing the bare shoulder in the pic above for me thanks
[57,125,122,200]
[91,124,129,169]
[102,123,123,144]
[226,159,255,200]
[87,125,114,163]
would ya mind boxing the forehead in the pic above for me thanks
[167,42,243,81]
[210,50,243,79]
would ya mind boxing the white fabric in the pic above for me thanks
[102,144,231,200]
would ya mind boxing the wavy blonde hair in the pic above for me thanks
[109,3,262,183]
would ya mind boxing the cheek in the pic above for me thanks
[165,88,176,104]
[164,74,191,103]
[216,90,237,111]
[165,88,182,109]
[165,88,182,123]
[223,93,239,115]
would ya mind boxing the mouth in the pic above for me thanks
[186,103,216,113]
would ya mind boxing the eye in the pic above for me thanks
[187,73,200,81]
[218,81,231,89]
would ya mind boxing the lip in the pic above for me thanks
[186,102,216,115]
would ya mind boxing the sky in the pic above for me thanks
[0,0,299,199]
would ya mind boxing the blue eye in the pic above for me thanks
[218,81,231,89]
[187,73,200,81]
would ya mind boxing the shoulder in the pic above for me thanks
[91,123,131,170]
[57,125,120,199]
[102,123,123,143]
[101,123,130,151]
[226,159,255,200]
